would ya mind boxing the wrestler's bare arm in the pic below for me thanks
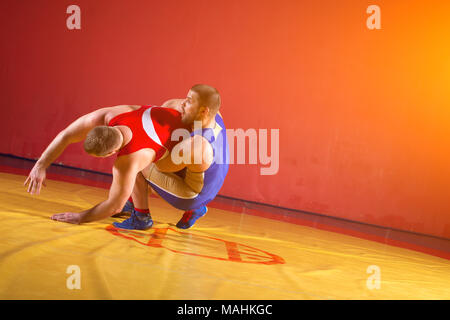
[155,135,214,173]
[52,149,154,224]
[24,105,138,195]
[160,99,184,113]
[77,156,141,223]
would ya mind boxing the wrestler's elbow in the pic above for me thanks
[111,206,123,215]
[104,197,126,215]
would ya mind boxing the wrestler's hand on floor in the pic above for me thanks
[51,212,83,224]
[24,163,47,195]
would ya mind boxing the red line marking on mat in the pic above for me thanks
[105,225,285,265]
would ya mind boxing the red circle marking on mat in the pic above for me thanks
[105,225,285,265]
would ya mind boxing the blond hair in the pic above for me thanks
[83,126,122,156]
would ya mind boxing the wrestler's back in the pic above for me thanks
[103,105,141,125]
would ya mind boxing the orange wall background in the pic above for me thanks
[1,0,450,238]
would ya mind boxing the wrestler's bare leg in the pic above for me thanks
[131,172,149,210]
[112,171,153,230]
[113,168,158,218]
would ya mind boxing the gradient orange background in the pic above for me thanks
[1,0,449,238]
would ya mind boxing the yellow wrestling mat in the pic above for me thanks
[0,172,449,300]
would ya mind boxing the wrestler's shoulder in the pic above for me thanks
[102,105,141,123]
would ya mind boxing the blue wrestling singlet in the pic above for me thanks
[147,113,230,211]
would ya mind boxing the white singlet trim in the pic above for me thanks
[142,107,163,147]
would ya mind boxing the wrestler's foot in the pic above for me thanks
[176,206,208,229]
[112,200,134,218]
[113,209,153,230]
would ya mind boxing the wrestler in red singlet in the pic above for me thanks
[108,105,186,161]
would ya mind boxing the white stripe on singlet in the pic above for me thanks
[142,107,163,147]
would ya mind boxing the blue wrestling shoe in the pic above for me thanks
[113,209,153,230]
[122,200,134,213]
[176,206,208,229]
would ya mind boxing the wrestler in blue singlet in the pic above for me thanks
[149,113,229,219]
